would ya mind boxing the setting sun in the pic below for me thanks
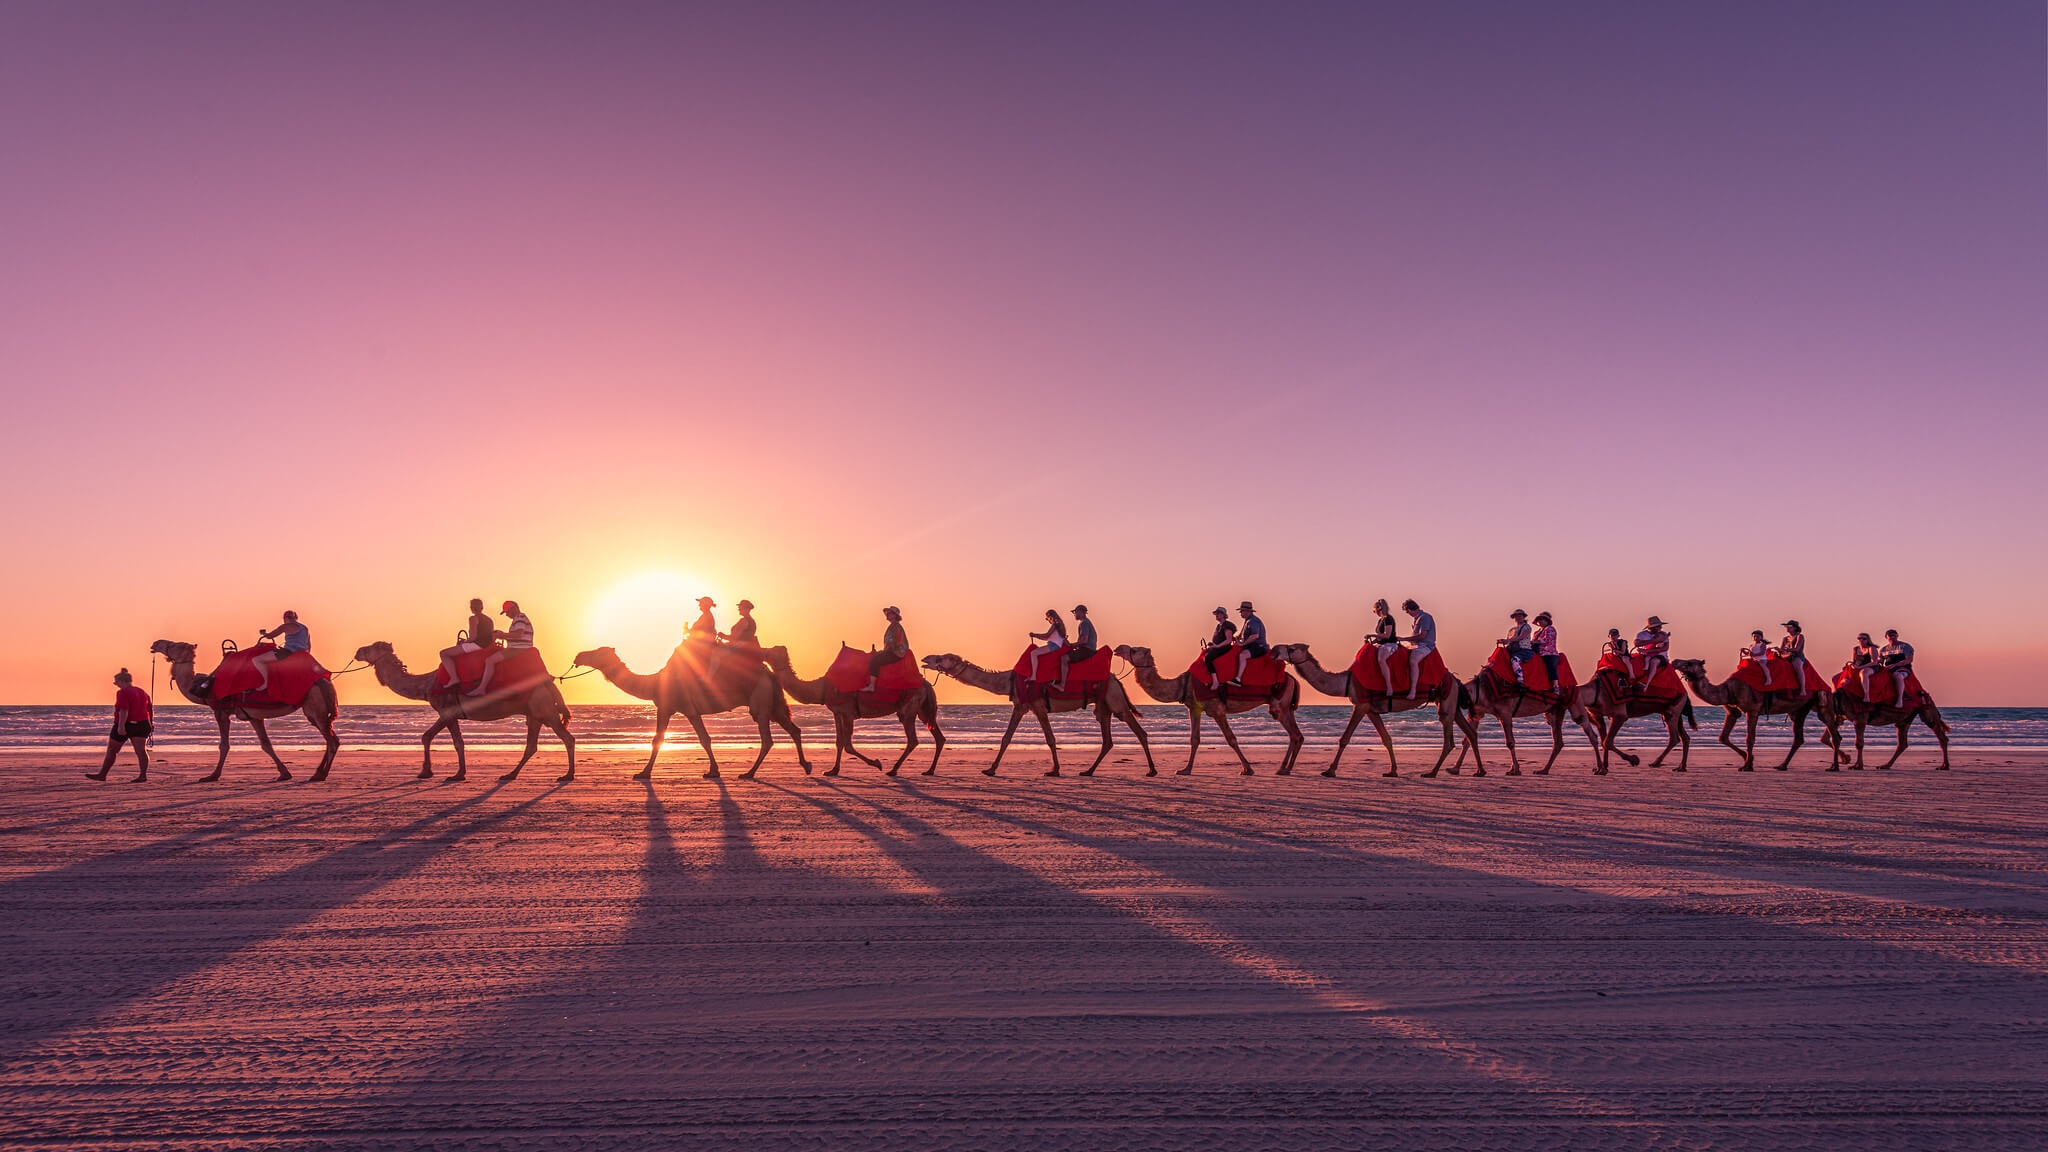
[585,570,710,672]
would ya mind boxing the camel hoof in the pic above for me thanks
[981,767,998,777]
[1446,767,1460,776]
[1671,766,1685,773]
[1624,758,1641,767]
[920,767,936,776]
[308,771,328,784]
[1420,770,1438,779]
[556,773,575,783]
[1320,767,1337,778]
[198,773,221,784]
[416,767,433,780]
[1079,768,1095,777]
[1738,765,1754,772]
[1593,768,1609,776]
[1275,767,1292,776]
[275,769,293,783]
[1045,769,1059,777]
[498,771,519,782]
[1505,768,1520,777]
[702,770,719,779]
[1472,768,1486,778]
[1382,769,1398,778]
[804,763,814,776]
[449,772,467,783]
[1773,765,1789,772]
[1175,767,1193,776]
[1239,766,1254,776]
[1533,768,1549,775]
[1825,766,1840,772]
[823,768,841,777]
[1145,768,1158,777]
[1936,765,1950,771]
[631,770,652,782]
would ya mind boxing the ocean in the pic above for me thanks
[4,703,2041,754]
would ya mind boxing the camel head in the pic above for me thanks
[354,641,398,666]
[1670,658,1710,682]
[758,645,791,671]
[150,640,196,664]
[1269,642,1312,665]
[572,647,624,673]
[921,654,964,677]
[1112,645,1152,667]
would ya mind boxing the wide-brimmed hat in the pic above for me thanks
[737,599,754,610]
[1510,608,1527,618]
[697,596,716,608]
[1212,606,1227,616]
[1781,620,1800,629]
[1238,600,1255,611]
[1533,612,1552,624]
[1646,615,1666,628]
[885,605,900,614]
[1072,604,1088,614]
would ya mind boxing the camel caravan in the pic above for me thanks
[131,598,1950,784]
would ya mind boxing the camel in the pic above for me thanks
[1831,685,1952,770]
[1266,643,1478,778]
[761,646,945,777]
[1450,658,1606,776]
[921,653,1153,778]
[149,640,341,782]
[572,644,809,780]
[1111,646,1303,776]
[1671,658,1841,771]
[353,642,575,783]
[1577,669,1696,771]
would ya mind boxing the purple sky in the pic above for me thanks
[2,2,2044,703]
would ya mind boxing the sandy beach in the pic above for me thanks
[0,740,2041,1149]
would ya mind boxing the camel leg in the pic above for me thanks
[1778,707,1806,771]
[922,708,947,777]
[1211,707,1254,776]
[1877,721,1909,770]
[1274,705,1304,777]
[306,698,340,783]
[1080,702,1112,777]
[736,710,770,779]
[1119,707,1155,776]
[840,712,886,776]
[1650,711,1683,770]
[1537,712,1565,775]
[501,717,542,782]
[1717,709,1745,765]
[1606,713,1642,769]
[553,719,576,783]
[1327,706,1369,777]
[1035,706,1062,777]
[984,705,1030,777]
[1435,699,1480,778]
[1738,710,1759,771]
[632,709,673,781]
[249,718,291,783]
[885,710,916,777]
[198,710,231,783]
[774,707,812,775]
[447,721,469,783]
[1927,709,1951,770]
[1499,712,1520,776]
[1851,718,1867,769]
[1177,706,1203,775]
[417,713,449,780]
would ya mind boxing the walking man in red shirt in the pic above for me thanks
[88,668,153,783]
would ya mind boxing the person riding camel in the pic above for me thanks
[87,668,152,783]
[1227,601,1269,688]
[253,610,311,696]
[1056,604,1097,691]
[1026,609,1069,684]
[1393,599,1437,700]
[438,598,497,687]
[1635,616,1670,685]
[687,597,718,644]
[469,601,534,697]
[1747,630,1777,689]
[1776,620,1808,691]
[1532,612,1560,688]
[1199,607,1238,683]
[1851,632,1881,702]
[721,600,760,651]
[862,606,910,692]
[1500,609,1534,684]
[1879,629,1916,708]
[1368,598,1400,691]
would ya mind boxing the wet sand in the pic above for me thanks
[1,740,2043,1149]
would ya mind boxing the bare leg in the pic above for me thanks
[1376,646,1396,696]
[88,737,120,781]
[1406,648,1426,700]
[1893,671,1909,709]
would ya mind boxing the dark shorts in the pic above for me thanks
[1242,641,1269,659]
[110,722,152,743]
[1063,644,1098,662]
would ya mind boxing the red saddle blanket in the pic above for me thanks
[1732,656,1825,695]
[1348,643,1450,696]
[208,645,330,707]
[1013,645,1113,686]
[1187,647,1286,692]
[432,646,550,695]
[1594,652,1683,700]
[1483,647,1576,694]
[824,646,923,703]
[1832,664,1926,706]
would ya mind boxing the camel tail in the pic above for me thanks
[1683,699,1697,730]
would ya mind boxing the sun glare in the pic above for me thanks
[586,570,707,671]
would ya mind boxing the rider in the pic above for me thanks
[687,597,718,644]
[470,601,535,697]
[721,600,760,651]
[1027,609,1069,683]
[1056,604,1098,691]
[1500,609,1535,684]
[1776,620,1808,691]
[1879,629,1916,707]
[862,606,910,692]
[253,610,311,695]
[88,668,152,783]
[1747,630,1777,689]
[1369,599,1400,691]
[1393,599,1437,700]
[439,598,498,686]
[1532,612,1560,688]
[1635,616,1670,685]
[1604,628,1631,668]
[1199,607,1238,683]
[1851,632,1881,702]
[1227,601,1268,687]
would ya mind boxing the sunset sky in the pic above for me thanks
[3,2,2043,706]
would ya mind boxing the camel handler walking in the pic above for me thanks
[469,601,534,697]
[1879,629,1916,708]
[1776,620,1808,690]
[87,668,152,783]
[1056,604,1098,691]
[862,606,910,692]
[439,598,498,686]
[1635,616,1671,686]
[1393,599,1437,700]
[253,610,311,696]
